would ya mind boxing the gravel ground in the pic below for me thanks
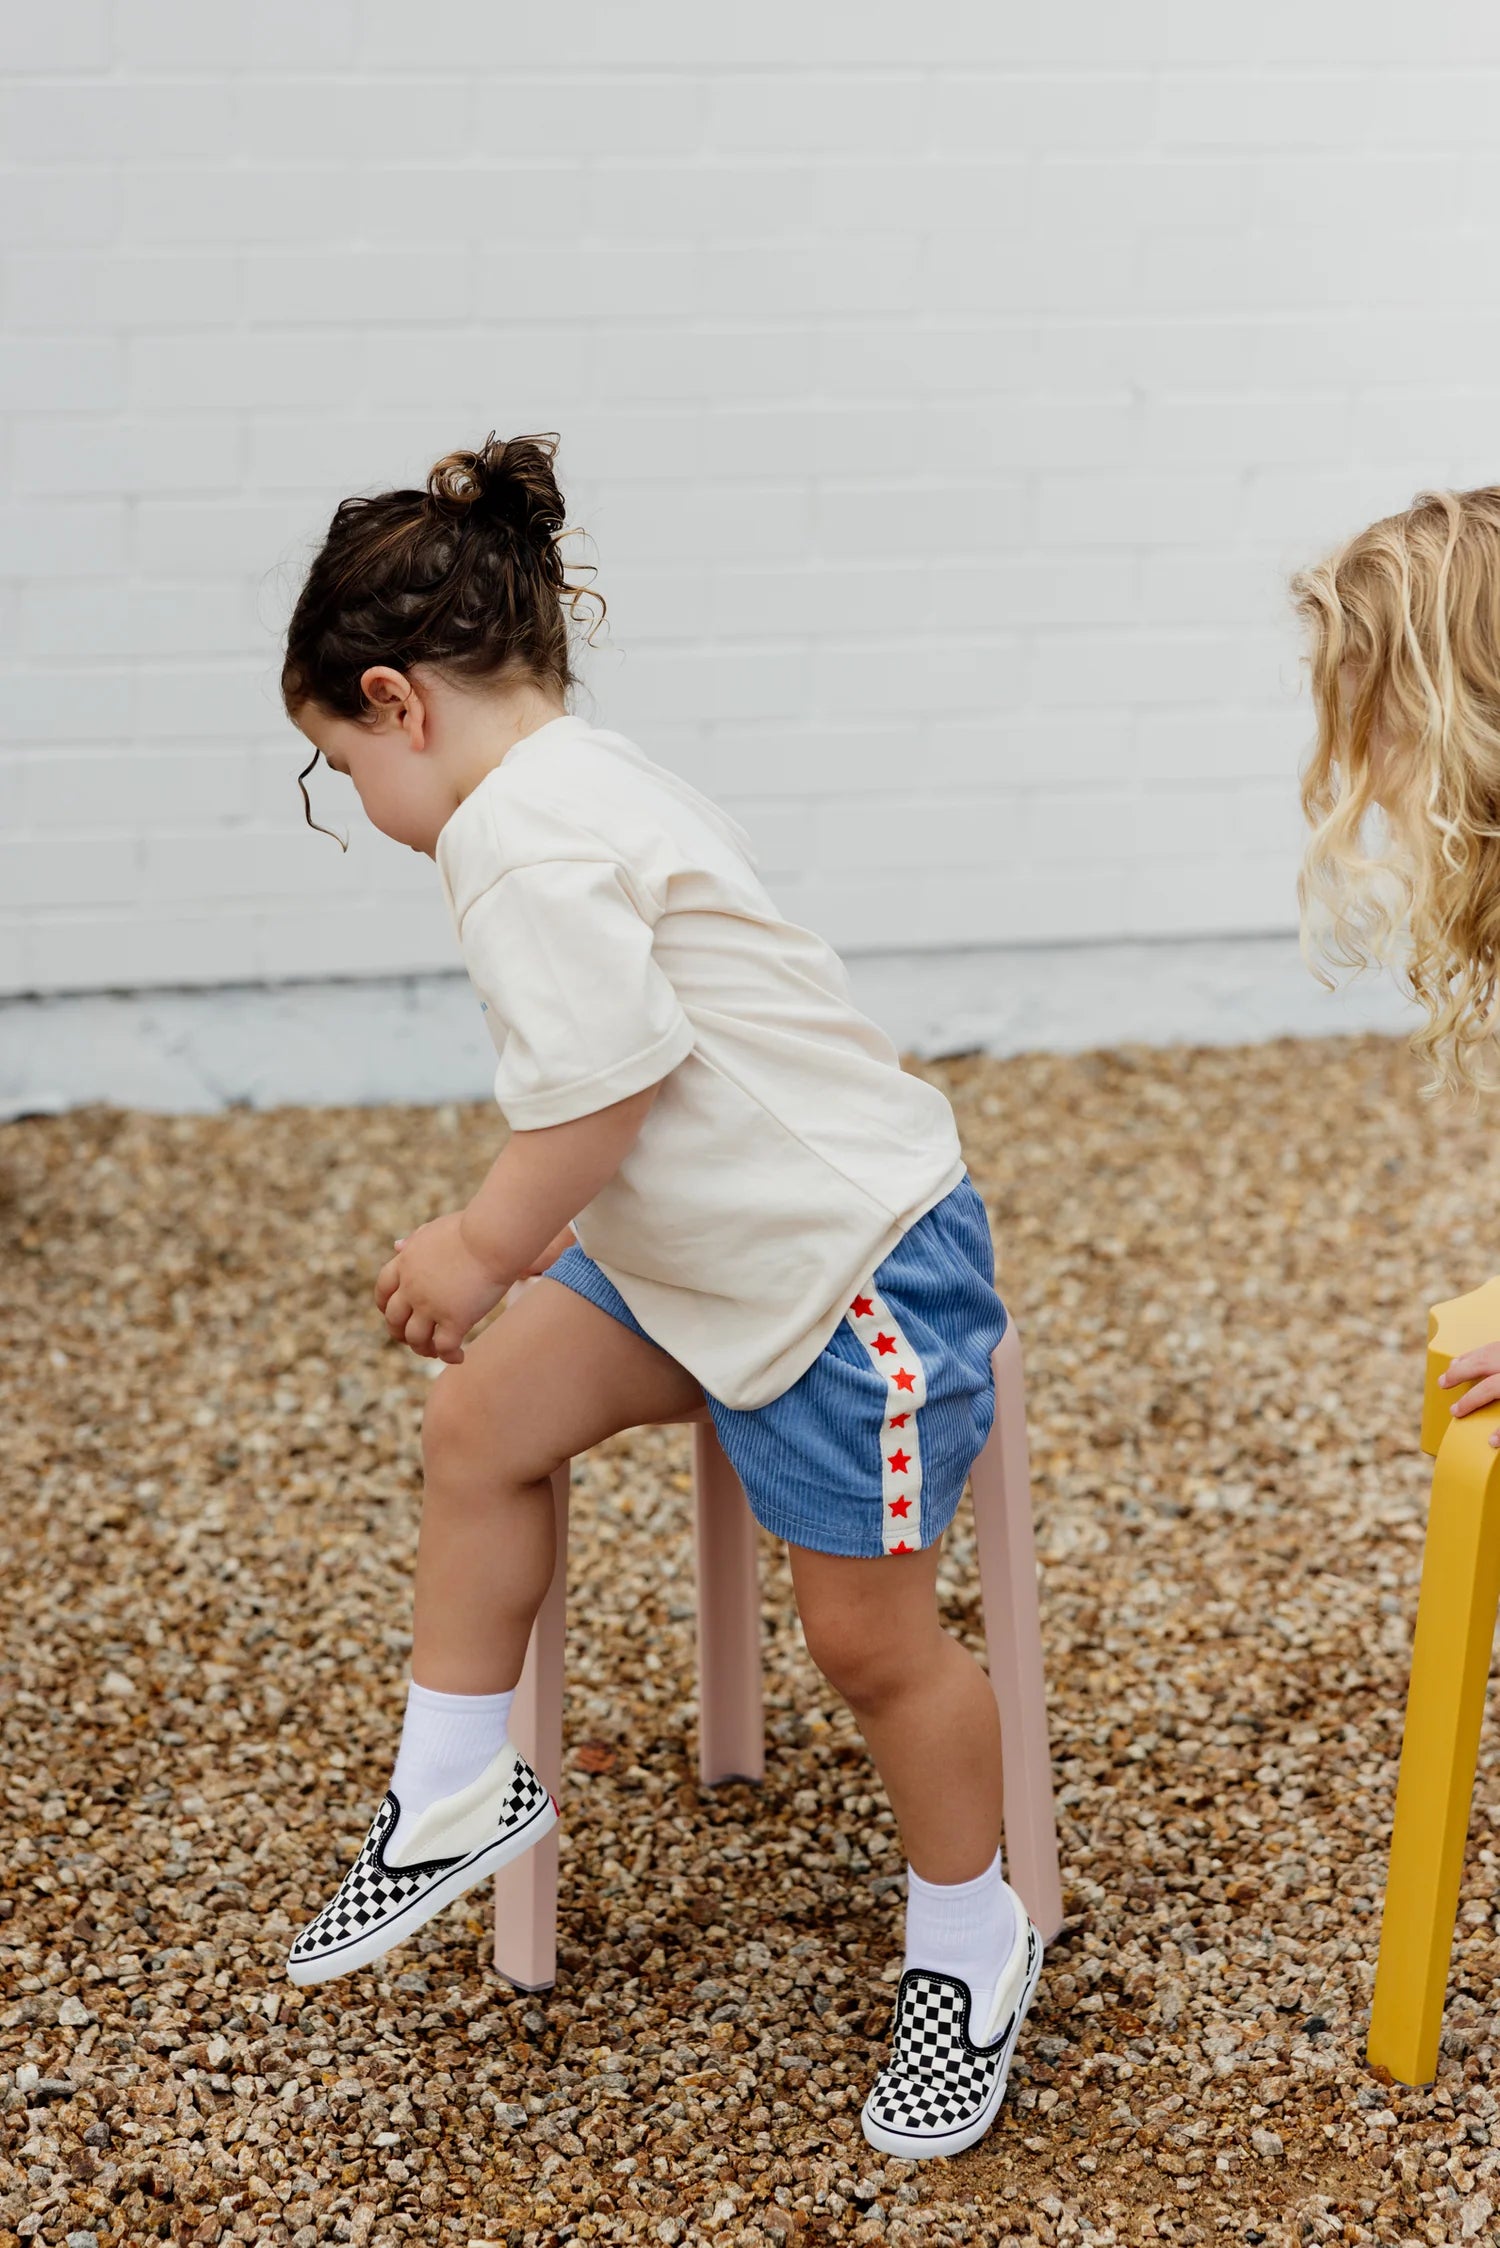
[5,1033,1500,2248]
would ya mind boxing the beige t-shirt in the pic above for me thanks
[434,713,966,1409]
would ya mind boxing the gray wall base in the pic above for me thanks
[0,936,1416,1120]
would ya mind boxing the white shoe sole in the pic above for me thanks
[859,1928,1044,2161]
[286,1788,558,1987]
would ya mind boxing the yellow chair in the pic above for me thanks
[1368,1276,1500,2085]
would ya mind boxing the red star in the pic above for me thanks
[891,1540,913,1553]
[888,1494,911,1518]
[887,1447,911,1475]
[888,1411,910,1428]
[873,1332,897,1356]
[850,1293,874,1317]
[892,1367,916,1392]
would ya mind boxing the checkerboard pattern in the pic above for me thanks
[289,1755,551,1974]
[864,1922,1042,2141]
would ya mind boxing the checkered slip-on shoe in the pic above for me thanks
[286,1741,558,1987]
[861,1889,1044,2160]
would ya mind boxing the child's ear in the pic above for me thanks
[359,665,425,750]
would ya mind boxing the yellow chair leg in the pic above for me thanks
[1368,1403,1500,2084]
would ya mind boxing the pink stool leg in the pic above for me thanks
[693,1421,765,1785]
[493,1462,569,1991]
[969,1320,1065,1942]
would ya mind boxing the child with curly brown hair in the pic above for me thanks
[275,433,1042,2160]
[1296,484,1500,1437]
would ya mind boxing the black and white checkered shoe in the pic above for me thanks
[861,1893,1044,2159]
[286,1741,558,1986]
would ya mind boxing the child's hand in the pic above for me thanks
[1438,1342,1500,1446]
[374,1213,509,1364]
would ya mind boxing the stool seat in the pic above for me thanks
[493,1315,1064,1990]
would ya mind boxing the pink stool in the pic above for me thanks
[492,1316,1064,1988]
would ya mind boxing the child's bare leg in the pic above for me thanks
[286,1282,708,1982]
[412,1277,706,1692]
[787,1535,1003,1883]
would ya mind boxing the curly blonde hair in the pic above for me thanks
[1293,485,1500,1097]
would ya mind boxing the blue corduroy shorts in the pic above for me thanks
[543,1172,1007,1559]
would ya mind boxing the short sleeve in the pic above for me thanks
[458,857,696,1129]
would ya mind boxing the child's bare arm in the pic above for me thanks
[459,1079,662,1282]
[373,1080,663,1363]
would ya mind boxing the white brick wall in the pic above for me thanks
[5,3,1500,1010]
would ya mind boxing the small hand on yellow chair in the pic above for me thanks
[1438,1341,1500,1442]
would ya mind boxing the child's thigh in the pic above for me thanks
[786,1536,946,1699]
[423,1274,706,1485]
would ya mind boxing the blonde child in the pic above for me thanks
[1295,484,1500,1435]
[276,435,1042,2160]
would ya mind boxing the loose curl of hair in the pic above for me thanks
[282,433,604,843]
[1293,485,1500,1100]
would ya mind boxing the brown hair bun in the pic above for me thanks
[426,432,565,559]
[280,431,602,722]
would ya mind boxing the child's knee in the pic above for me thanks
[419,1364,502,1474]
[802,1609,912,1714]
[421,1361,562,1488]
[421,1368,480,1479]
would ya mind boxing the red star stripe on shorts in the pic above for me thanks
[842,1275,928,1556]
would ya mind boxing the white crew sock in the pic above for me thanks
[903,1843,1017,2043]
[387,1680,516,1848]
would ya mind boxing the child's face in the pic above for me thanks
[293,678,452,857]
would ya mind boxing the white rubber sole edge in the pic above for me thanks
[285,1791,559,1987]
[858,1940,1045,2162]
